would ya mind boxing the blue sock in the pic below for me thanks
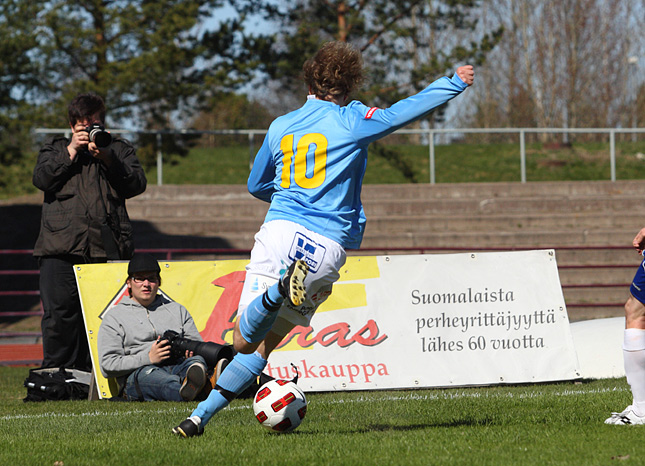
[239,283,284,344]
[191,352,267,426]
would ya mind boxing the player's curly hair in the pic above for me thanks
[303,41,364,102]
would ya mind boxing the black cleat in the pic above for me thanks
[172,416,204,438]
[278,260,309,306]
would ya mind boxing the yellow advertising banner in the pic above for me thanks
[75,257,377,399]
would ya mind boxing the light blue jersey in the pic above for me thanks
[248,72,469,249]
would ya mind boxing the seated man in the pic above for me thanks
[98,254,210,401]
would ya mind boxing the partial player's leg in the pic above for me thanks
[172,329,291,437]
[236,259,308,348]
[606,261,645,425]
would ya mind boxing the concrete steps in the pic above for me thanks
[134,210,639,233]
[125,180,645,322]
[128,215,637,241]
[360,229,639,249]
[130,180,645,201]
[3,180,643,323]
[127,180,645,249]
[125,180,645,252]
[356,180,645,200]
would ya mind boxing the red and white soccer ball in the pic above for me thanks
[252,379,307,433]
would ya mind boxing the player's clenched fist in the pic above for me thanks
[456,65,474,86]
[633,227,645,255]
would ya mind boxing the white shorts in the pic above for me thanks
[239,220,347,334]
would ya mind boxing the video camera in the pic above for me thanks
[85,123,113,148]
[162,330,234,368]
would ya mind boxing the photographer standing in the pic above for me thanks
[33,92,146,372]
[98,254,211,401]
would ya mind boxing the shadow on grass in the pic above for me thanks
[362,417,496,432]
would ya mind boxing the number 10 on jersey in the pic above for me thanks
[280,133,328,189]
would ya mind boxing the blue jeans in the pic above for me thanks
[124,355,206,401]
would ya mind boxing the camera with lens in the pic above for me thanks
[162,330,234,368]
[85,123,113,148]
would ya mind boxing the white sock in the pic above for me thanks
[623,328,645,416]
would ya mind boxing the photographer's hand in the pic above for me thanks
[88,143,114,168]
[149,337,171,365]
[67,130,90,162]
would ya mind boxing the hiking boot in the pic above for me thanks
[278,259,309,306]
[196,358,229,400]
[172,416,203,437]
[179,362,207,401]
[213,358,229,385]
[605,406,645,425]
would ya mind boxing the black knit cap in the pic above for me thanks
[127,254,161,276]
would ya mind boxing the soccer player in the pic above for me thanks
[173,40,474,437]
[606,227,645,425]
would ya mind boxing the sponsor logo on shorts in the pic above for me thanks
[250,277,260,293]
[250,276,269,293]
[289,233,326,273]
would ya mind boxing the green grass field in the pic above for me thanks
[143,140,645,187]
[3,139,644,200]
[1,366,643,465]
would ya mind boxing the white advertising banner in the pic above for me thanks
[77,250,580,398]
[265,250,581,391]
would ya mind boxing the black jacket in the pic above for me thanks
[33,135,147,260]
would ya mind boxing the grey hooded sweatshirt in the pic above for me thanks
[98,295,203,385]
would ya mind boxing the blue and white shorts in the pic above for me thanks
[630,254,645,305]
[239,220,347,334]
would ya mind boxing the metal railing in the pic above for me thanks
[34,127,644,186]
[414,127,644,184]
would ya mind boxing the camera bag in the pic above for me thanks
[23,367,91,402]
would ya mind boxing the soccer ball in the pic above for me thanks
[252,379,307,433]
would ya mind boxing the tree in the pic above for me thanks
[0,0,277,196]
[26,0,275,127]
[0,1,47,196]
[241,0,502,112]
[471,0,644,142]
[190,92,274,147]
